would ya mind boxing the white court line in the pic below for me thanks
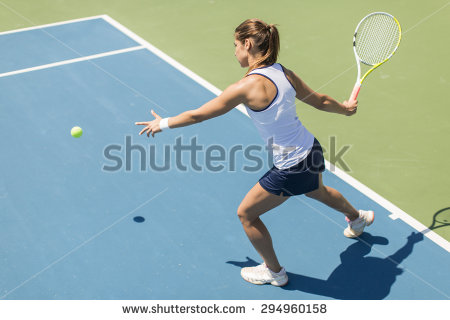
[0,11,166,111]
[0,15,107,36]
[0,46,145,78]
[292,194,449,298]
[101,15,250,118]
[101,15,450,253]
[327,163,450,252]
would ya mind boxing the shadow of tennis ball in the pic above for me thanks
[133,216,145,223]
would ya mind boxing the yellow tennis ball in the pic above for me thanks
[71,126,83,138]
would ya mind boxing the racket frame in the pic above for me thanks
[349,12,402,101]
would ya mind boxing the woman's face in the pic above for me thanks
[234,36,249,68]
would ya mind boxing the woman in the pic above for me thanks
[135,19,374,287]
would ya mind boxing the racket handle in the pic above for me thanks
[349,83,361,101]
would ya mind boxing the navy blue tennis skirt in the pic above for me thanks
[259,138,325,196]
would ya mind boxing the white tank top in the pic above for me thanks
[245,63,315,169]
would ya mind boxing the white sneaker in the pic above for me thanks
[344,210,375,238]
[240,263,288,286]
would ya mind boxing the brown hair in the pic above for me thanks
[235,19,280,73]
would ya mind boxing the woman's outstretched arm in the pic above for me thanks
[135,79,251,137]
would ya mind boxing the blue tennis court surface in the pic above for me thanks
[0,16,449,300]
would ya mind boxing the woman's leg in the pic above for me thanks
[305,173,359,221]
[237,182,290,273]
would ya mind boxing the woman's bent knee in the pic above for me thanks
[237,206,253,226]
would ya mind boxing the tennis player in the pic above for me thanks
[135,19,374,287]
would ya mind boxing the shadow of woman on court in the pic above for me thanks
[227,232,424,299]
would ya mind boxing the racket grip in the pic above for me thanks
[349,83,361,101]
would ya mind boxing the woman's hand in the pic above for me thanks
[135,110,162,137]
[342,99,358,116]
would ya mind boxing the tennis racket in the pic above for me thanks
[349,12,402,101]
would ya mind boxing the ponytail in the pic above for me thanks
[235,19,280,74]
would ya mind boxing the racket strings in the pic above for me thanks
[355,13,400,65]
[358,15,390,63]
[359,15,397,64]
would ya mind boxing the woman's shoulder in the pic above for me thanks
[223,75,265,99]
[234,70,277,108]
[239,72,267,87]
